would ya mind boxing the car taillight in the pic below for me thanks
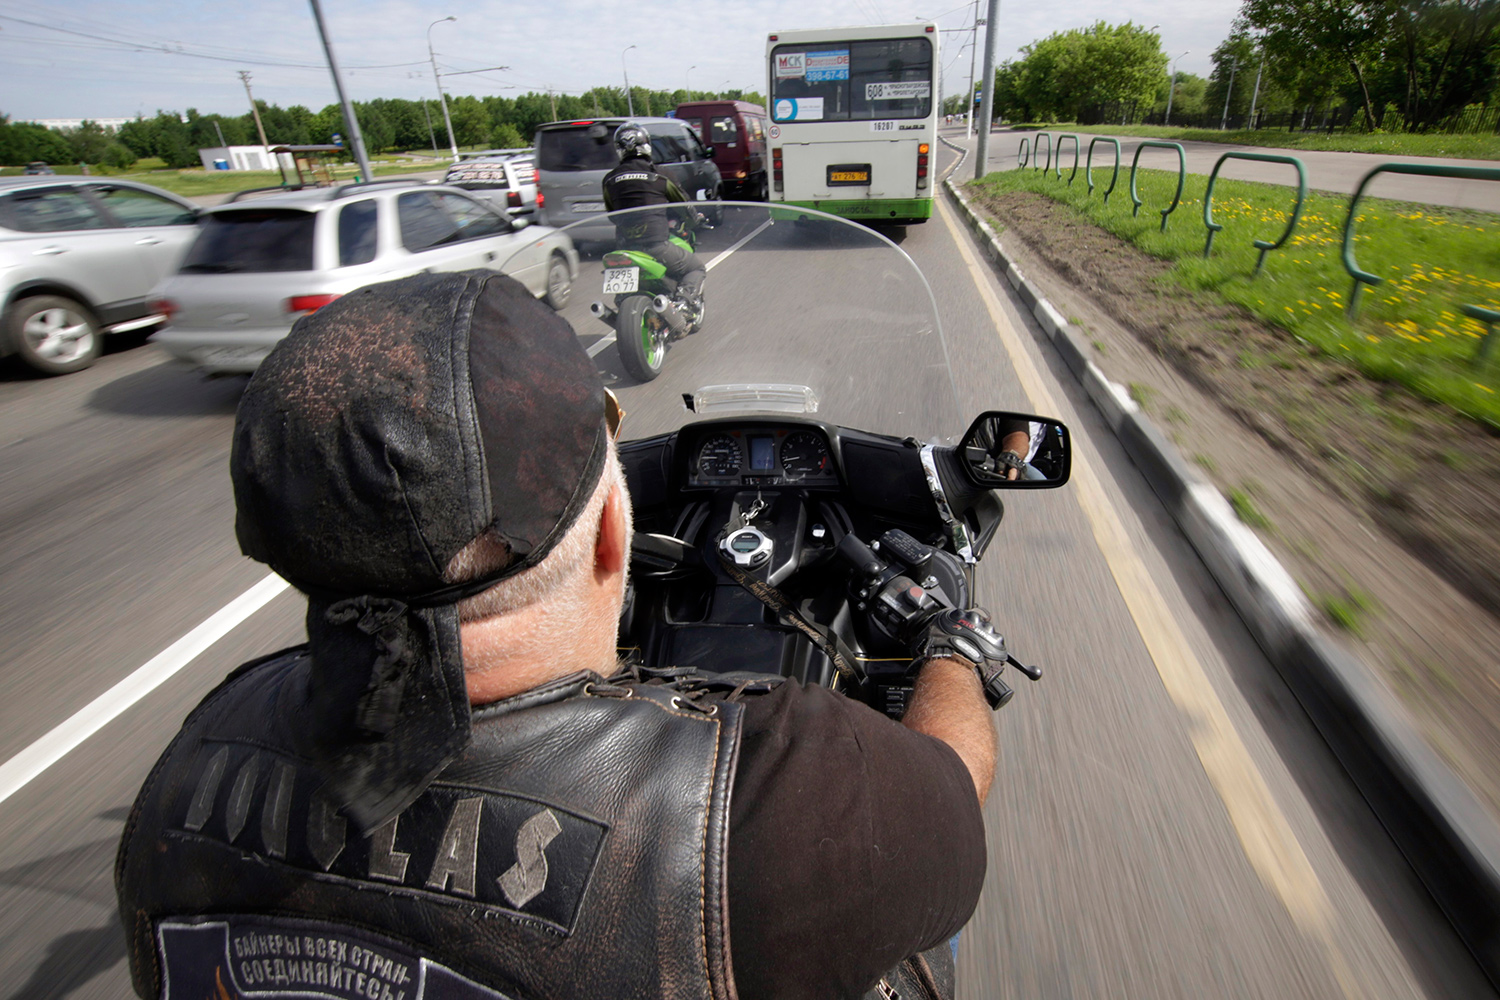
[916,142,930,190]
[286,294,340,315]
[148,298,178,321]
[536,191,545,208]
[507,191,522,207]
[603,252,633,268]
[772,146,783,194]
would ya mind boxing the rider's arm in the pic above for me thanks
[727,682,986,998]
[664,177,688,203]
[902,657,998,803]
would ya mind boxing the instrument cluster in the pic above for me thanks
[687,424,839,488]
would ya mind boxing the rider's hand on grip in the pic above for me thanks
[914,608,1015,710]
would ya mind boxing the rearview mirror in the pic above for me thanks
[958,411,1071,488]
[510,216,530,230]
[703,145,715,158]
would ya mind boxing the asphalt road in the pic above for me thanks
[966,126,1500,213]
[0,143,1494,999]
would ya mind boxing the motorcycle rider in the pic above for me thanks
[116,271,1001,1000]
[602,121,708,319]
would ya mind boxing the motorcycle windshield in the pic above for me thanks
[500,203,963,443]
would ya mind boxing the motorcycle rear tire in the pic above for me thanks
[616,294,667,382]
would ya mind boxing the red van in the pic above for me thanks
[674,101,768,201]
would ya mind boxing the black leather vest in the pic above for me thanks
[116,649,755,1000]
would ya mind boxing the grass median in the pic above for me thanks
[968,165,1500,428]
[1012,123,1500,161]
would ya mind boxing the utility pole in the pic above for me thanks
[427,16,460,161]
[1247,49,1266,128]
[1164,51,1189,126]
[548,87,557,122]
[238,71,271,151]
[213,120,228,150]
[965,0,980,139]
[974,0,1000,179]
[307,0,373,181]
[1220,59,1240,130]
[622,45,637,116]
[422,100,437,155]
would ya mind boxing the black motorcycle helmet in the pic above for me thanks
[614,122,653,161]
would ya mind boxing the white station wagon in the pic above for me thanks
[150,179,578,375]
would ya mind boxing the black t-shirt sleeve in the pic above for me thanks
[726,680,987,1000]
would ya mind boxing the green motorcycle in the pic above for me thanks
[590,217,705,382]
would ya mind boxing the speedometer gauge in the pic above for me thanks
[697,434,741,478]
[779,431,830,480]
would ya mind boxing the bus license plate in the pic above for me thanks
[603,267,639,293]
[827,164,871,186]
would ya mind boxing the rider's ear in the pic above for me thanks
[595,484,628,577]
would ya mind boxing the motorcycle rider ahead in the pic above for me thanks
[115,272,1000,1000]
[602,122,707,318]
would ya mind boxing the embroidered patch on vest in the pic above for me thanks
[173,741,607,934]
[157,915,515,999]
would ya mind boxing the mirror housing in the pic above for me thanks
[703,145,715,158]
[958,411,1071,488]
[510,216,530,230]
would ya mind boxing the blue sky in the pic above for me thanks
[0,0,1241,120]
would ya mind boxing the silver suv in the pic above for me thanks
[443,151,540,220]
[0,176,200,375]
[150,180,579,375]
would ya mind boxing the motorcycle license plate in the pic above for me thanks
[574,201,606,212]
[602,267,640,294]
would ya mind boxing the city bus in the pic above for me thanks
[765,23,938,225]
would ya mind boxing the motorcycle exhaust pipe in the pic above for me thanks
[652,294,688,335]
[589,300,617,325]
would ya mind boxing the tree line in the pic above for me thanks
[963,1,1498,131]
[1,86,764,169]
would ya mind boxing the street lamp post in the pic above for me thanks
[686,65,696,98]
[308,0,372,182]
[622,45,637,117]
[427,16,460,162]
[1164,50,1189,126]
[1220,58,1240,130]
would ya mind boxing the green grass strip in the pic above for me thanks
[969,167,1500,427]
[1017,124,1500,161]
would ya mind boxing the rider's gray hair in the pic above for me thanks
[444,443,631,623]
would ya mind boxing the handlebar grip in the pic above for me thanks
[836,533,884,578]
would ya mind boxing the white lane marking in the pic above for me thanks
[0,572,290,808]
[705,218,772,271]
[586,334,617,358]
[938,196,1363,999]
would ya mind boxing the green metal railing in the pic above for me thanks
[1129,141,1186,232]
[1032,132,1053,174]
[1017,136,1030,169]
[1341,161,1500,361]
[1055,134,1081,185]
[1202,152,1308,276]
[1086,137,1121,204]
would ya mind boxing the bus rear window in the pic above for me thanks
[771,37,932,122]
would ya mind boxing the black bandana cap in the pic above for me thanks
[231,270,606,833]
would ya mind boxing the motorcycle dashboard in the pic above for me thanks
[683,421,840,489]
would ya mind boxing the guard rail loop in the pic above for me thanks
[1055,134,1081,186]
[1203,152,1308,276]
[1129,140,1187,232]
[1086,137,1122,205]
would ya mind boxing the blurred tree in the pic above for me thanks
[1001,22,1168,122]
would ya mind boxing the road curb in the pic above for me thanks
[942,164,1500,987]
